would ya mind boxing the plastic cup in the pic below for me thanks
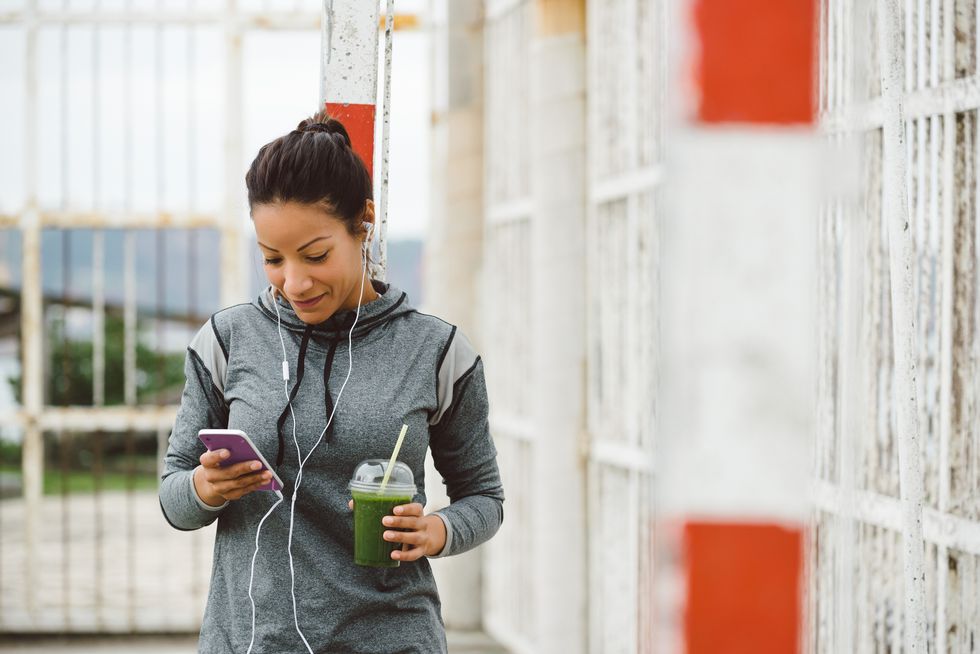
[349,459,417,568]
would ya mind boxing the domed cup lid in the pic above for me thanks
[348,459,417,496]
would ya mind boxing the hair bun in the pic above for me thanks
[297,115,352,147]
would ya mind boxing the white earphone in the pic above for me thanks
[362,221,374,254]
[248,236,371,654]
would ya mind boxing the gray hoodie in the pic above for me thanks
[159,281,504,654]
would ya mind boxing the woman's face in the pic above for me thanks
[253,200,370,325]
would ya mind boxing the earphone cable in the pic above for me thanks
[286,250,369,653]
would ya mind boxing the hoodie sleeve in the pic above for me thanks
[427,328,505,558]
[159,318,231,531]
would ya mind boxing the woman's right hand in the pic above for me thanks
[193,449,273,506]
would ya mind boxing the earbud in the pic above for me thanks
[362,221,374,252]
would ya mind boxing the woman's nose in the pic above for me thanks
[282,265,314,297]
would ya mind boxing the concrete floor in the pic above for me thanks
[0,631,508,653]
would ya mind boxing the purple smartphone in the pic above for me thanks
[198,429,284,494]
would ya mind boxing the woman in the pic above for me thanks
[158,109,504,653]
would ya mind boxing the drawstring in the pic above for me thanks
[322,340,339,444]
[275,325,313,468]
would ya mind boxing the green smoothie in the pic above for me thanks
[352,489,413,568]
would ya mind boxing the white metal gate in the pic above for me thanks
[583,0,661,652]
[481,1,535,651]
[813,0,980,650]
[0,0,324,633]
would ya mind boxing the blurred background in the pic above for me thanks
[2,0,980,653]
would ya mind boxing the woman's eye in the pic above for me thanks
[307,252,329,263]
[263,257,282,266]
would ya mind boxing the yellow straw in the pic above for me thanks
[378,424,409,493]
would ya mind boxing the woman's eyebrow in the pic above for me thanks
[257,235,333,253]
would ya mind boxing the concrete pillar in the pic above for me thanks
[423,0,487,632]
[528,1,588,651]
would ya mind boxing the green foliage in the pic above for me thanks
[7,311,186,406]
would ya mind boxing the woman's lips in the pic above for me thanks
[292,293,325,309]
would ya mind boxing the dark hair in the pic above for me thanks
[245,109,373,236]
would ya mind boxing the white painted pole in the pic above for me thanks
[876,0,928,650]
[318,0,383,278]
[377,0,394,280]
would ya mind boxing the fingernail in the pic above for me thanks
[384,531,393,540]
[393,507,402,515]
[382,517,393,526]
[263,472,271,480]
[251,462,261,470]
[219,450,230,459]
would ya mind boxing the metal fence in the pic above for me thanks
[0,0,323,633]
[813,0,980,650]
[481,1,535,650]
[479,0,662,651]
[584,0,661,651]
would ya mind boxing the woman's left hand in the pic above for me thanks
[347,500,448,562]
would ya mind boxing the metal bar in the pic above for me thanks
[815,481,980,555]
[123,231,136,408]
[155,13,165,408]
[834,195,860,654]
[877,1,929,648]
[124,427,136,630]
[57,4,71,629]
[587,166,664,207]
[92,429,104,630]
[842,0,848,105]
[92,1,104,410]
[820,0,828,112]
[0,11,321,29]
[485,200,533,225]
[821,78,980,133]
[590,440,653,474]
[2,406,179,431]
[907,0,915,92]
[59,230,71,629]
[845,0,853,106]
[122,4,137,626]
[376,0,394,281]
[918,0,927,91]
[92,236,105,404]
[186,22,204,626]
[935,23,956,643]
[123,1,136,409]
[221,0,243,308]
[18,0,42,599]
[0,210,225,229]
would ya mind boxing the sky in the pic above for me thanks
[0,0,432,240]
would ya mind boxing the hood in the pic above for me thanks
[252,279,415,467]
[253,279,413,342]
